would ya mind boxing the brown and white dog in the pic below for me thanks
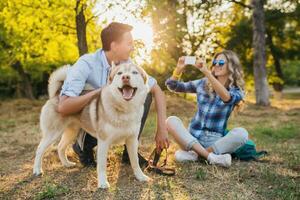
[33,62,151,188]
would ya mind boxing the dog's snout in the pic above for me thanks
[122,75,130,82]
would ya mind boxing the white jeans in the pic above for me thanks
[166,116,248,155]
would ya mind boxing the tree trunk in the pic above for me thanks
[266,30,284,92]
[251,0,270,106]
[11,61,35,100]
[75,0,88,56]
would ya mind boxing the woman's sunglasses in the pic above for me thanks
[212,59,226,67]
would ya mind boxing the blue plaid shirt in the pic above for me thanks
[165,78,244,137]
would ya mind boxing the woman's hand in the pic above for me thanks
[194,58,210,75]
[175,56,186,74]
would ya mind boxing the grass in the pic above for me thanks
[195,168,207,181]
[35,182,69,200]
[253,123,299,141]
[0,94,299,199]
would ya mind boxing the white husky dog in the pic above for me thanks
[33,62,151,188]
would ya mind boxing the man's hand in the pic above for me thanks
[150,84,169,151]
[155,128,170,151]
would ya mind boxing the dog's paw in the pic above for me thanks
[136,174,152,182]
[33,169,43,176]
[63,161,76,168]
[98,181,110,189]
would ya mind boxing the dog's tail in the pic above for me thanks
[48,65,70,98]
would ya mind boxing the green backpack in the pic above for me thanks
[231,139,267,161]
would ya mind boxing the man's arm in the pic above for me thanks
[57,56,98,116]
[150,84,169,150]
[58,88,101,116]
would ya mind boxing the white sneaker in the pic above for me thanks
[175,150,198,162]
[207,153,231,168]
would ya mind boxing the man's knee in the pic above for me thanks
[230,127,248,144]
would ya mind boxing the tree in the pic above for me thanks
[0,0,100,98]
[251,0,270,105]
[227,0,300,95]
[144,0,228,87]
[75,0,89,56]
[265,2,300,91]
[75,0,101,56]
[228,0,270,105]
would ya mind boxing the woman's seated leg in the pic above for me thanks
[166,116,198,150]
[212,127,248,155]
[166,116,232,167]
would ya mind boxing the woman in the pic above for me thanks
[165,50,248,167]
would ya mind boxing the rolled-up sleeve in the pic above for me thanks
[224,87,244,105]
[165,78,202,93]
[148,75,157,89]
[60,59,91,97]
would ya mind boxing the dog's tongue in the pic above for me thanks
[122,87,134,100]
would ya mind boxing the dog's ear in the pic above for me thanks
[136,66,148,84]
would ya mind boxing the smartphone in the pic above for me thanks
[184,56,196,65]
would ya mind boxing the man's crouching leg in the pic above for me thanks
[73,129,97,167]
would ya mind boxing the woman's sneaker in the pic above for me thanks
[174,150,198,162]
[207,153,231,168]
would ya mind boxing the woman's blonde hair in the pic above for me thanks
[205,50,245,112]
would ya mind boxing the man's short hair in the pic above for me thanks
[101,22,133,51]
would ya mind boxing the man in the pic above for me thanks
[57,22,169,167]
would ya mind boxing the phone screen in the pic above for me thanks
[184,56,196,65]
